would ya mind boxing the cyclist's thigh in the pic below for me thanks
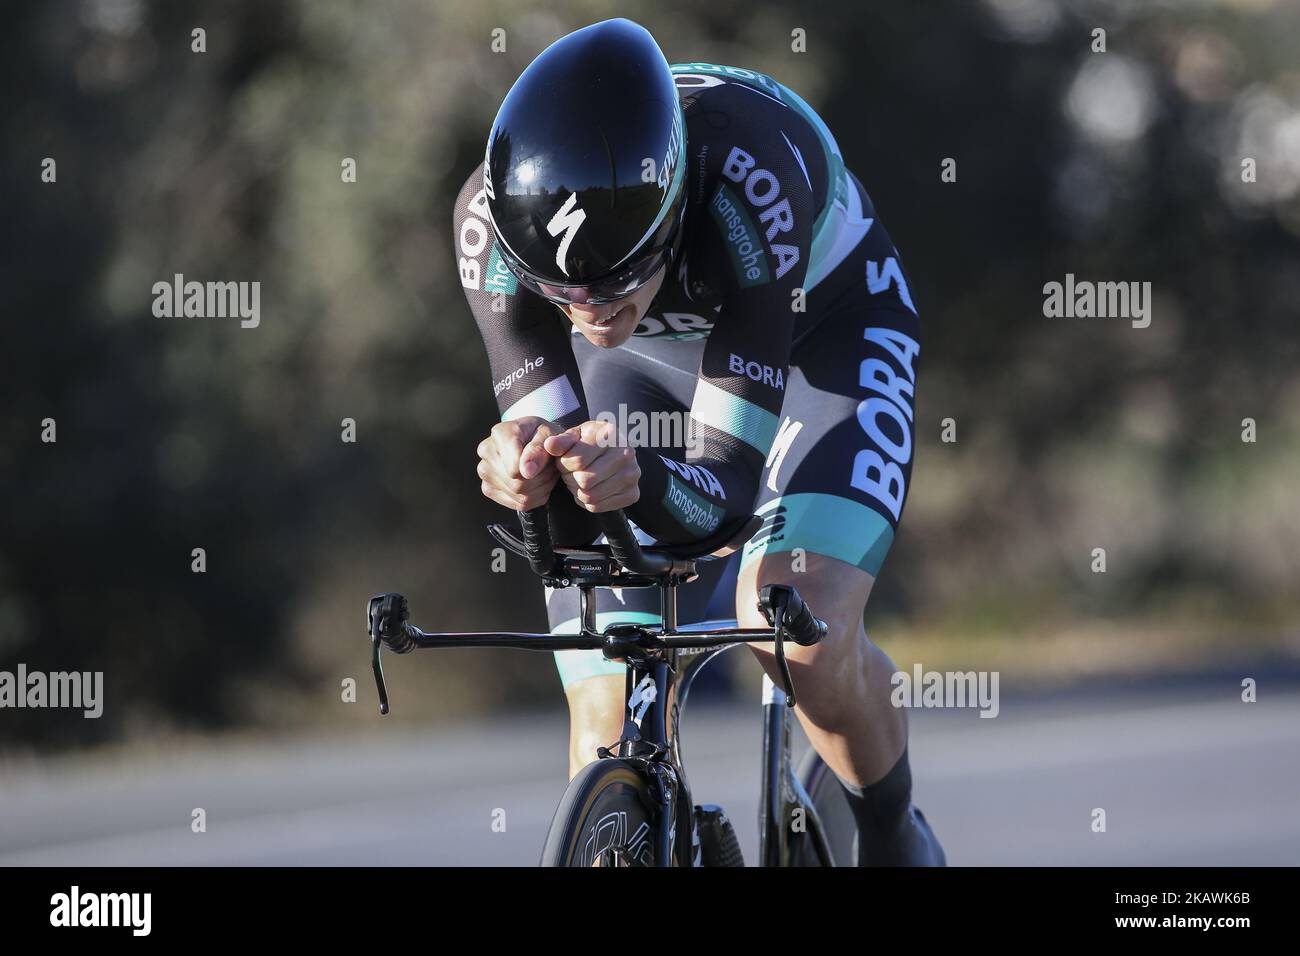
[741,230,920,579]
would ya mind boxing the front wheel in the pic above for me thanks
[540,759,660,867]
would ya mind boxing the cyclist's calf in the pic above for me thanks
[736,553,907,788]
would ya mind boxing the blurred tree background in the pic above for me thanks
[2,0,1298,751]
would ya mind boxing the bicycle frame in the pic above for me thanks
[758,673,836,866]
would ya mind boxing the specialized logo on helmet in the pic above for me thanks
[656,112,684,197]
[547,192,587,277]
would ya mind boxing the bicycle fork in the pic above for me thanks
[758,673,791,866]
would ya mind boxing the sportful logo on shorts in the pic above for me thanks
[742,494,894,577]
[749,504,788,548]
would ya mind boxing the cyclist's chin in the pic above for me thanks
[572,304,638,349]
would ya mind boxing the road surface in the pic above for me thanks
[2,681,1297,865]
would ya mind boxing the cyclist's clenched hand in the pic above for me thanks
[476,417,560,511]
[544,420,641,514]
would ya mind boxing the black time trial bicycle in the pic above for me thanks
[366,508,860,866]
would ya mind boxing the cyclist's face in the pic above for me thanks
[562,265,667,349]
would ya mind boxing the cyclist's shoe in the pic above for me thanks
[905,806,947,866]
[838,745,946,866]
[851,803,947,867]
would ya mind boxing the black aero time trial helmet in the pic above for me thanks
[484,19,687,305]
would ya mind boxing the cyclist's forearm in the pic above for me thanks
[627,444,761,544]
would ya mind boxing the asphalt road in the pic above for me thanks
[3,681,1298,866]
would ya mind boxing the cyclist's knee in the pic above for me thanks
[736,553,874,649]
[736,553,902,727]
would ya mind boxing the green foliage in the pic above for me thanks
[2,0,1297,747]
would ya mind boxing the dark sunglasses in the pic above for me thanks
[515,242,675,306]
[505,195,686,306]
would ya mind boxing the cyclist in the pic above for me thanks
[455,18,944,865]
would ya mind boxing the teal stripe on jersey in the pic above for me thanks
[740,493,895,577]
[691,379,779,454]
[708,184,771,287]
[484,245,518,296]
[501,374,580,423]
[551,612,660,689]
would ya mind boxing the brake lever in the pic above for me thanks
[371,632,391,715]
[367,595,392,715]
[771,604,798,708]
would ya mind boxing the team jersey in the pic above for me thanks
[454,63,878,546]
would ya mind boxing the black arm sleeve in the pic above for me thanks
[626,111,814,545]
[453,169,599,544]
